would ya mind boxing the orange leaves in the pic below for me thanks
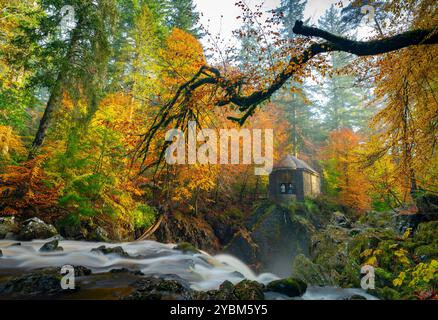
[160,28,206,89]
[324,128,371,214]
[0,125,25,158]
[0,155,59,216]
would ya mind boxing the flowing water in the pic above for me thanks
[0,238,377,300]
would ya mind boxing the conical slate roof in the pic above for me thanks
[272,155,318,174]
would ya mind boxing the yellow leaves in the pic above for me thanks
[0,125,25,158]
[365,256,378,267]
[324,128,371,213]
[360,248,374,257]
[403,228,412,240]
[160,28,206,88]
[394,260,438,289]
[394,248,410,266]
[393,271,406,287]
[360,248,383,267]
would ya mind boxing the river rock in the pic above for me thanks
[332,211,352,228]
[174,242,201,254]
[89,226,110,242]
[266,278,307,297]
[124,277,194,300]
[233,280,265,300]
[224,229,258,266]
[18,217,58,241]
[91,245,130,257]
[0,217,19,239]
[0,268,75,297]
[39,240,63,252]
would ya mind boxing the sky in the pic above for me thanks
[194,0,345,45]
[193,0,373,62]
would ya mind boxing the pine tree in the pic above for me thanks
[163,0,200,37]
[273,0,319,158]
[276,0,307,39]
[316,5,373,132]
[25,0,118,157]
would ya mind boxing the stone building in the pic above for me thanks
[268,155,321,202]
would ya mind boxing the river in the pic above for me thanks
[0,238,377,300]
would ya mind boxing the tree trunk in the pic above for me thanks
[28,26,81,159]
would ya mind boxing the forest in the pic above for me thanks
[0,0,437,301]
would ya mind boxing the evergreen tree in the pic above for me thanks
[273,0,320,158]
[276,0,307,39]
[24,0,118,157]
[316,5,374,132]
[163,0,200,37]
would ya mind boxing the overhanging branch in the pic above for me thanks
[136,21,438,169]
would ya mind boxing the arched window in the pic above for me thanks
[280,183,286,194]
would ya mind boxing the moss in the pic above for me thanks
[374,267,395,288]
[292,254,329,286]
[233,280,264,300]
[266,278,307,297]
[339,257,361,287]
[414,244,438,260]
[173,242,200,254]
[375,286,401,300]
[414,221,438,243]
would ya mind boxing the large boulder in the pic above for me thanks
[224,229,258,266]
[124,277,194,300]
[251,205,313,277]
[0,268,70,297]
[18,218,58,241]
[291,254,332,286]
[0,217,20,239]
[153,213,220,252]
[415,193,438,217]
[228,203,313,277]
[266,277,307,297]
[39,240,63,252]
[233,280,265,300]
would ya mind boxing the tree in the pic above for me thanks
[316,4,373,132]
[25,0,117,157]
[324,128,371,213]
[363,0,438,201]
[273,0,316,158]
[137,13,438,164]
[163,0,201,37]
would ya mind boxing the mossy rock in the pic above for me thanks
[292,254,331,286]
[414,244,438,260]
[90,245,131,257]
[266,278,307,297]
[234,280,265,300]
[195,281,238,300]
[414,221,438,243]
[374,267,395,288]
[374,286,401,300]
[173,242,201,254]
